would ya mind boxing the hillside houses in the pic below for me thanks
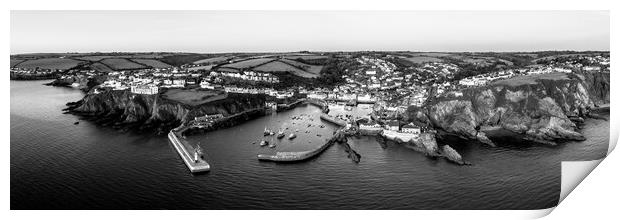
[210,70,279,83]
[130,84,159,95]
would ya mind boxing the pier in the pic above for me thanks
[168,127,210,173]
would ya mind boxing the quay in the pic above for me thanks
[319,113,347,127]
[276,98,306,112]
[306,98,329,112]
[168,127,210,173]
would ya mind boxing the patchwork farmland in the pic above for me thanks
[15,58,84,70]
[132,59,173,69]
[100,58,146,70]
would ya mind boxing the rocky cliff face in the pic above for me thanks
[46,75,106,92]
[65,90,266,133]
[408,70,609,146]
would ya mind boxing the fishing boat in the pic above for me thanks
[288,133,297,140]
[277,129,285,139]
[263,127,271,136]
[260,140,269,147]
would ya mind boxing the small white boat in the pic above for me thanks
[288,133,297,140]
[277,129,285,139]
[263,127,271,136]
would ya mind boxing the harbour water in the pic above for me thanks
[11,80,609,209]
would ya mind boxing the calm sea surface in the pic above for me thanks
[10,80,609,209]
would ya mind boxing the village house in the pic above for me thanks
[359,121,382,131]
[194,113,224,122]
[401,123,421,134]
[130,84,159,95]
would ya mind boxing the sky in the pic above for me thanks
[10,10,610,54]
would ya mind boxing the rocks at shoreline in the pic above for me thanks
[439,145,469,165]
[379,132,470,166]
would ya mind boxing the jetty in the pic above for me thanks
[168,127,210,173]
[257,129,346,162]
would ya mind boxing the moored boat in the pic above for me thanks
[263,127,271,136]
[277,129,285,139]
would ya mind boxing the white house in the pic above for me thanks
[131,85,159,95]
[401,123,421,134]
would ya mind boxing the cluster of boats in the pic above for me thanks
[257,113,329,148]
[260,127,297,148]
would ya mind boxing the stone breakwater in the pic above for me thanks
[407,70,610,146]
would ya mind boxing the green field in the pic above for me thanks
[399,56,443,64]
[279,59,323,74]
[221,58,275,69]
[10,59,25,68]
[216,67,240,73]
[493,72,568,87]
[253,61,318,78]
[74,56,115,61]
[193,56,233,64]
[531,53,592,63]
[100,58,146,70]
[408,52,455,57]
[15,58,84,70]
[283,55,328,60]
[89,62,115,72]
[132,59,173,68]
[162,88,227,106]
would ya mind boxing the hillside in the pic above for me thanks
[407,70,610,146]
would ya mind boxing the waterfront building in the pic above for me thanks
[173,79,186,87]
[194,113,224,122]
[401,123,421,134]
[130,84,159,95]
[359,121,382,130]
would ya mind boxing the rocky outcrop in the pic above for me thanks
[408,70,610,146]
[439,145,468,165]
[401,132,469,165]
[65,90,266,134]
[46,75,106,92]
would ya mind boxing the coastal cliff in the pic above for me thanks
[65,90,267,134]
[407,70,610,146]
